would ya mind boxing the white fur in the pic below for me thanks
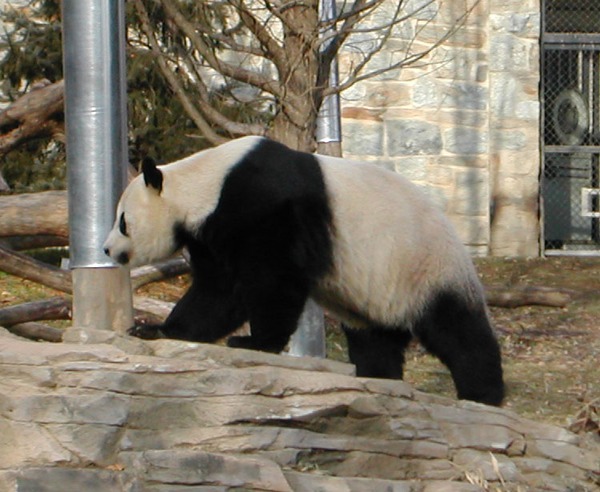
[312,154,484,329]
[105,136,484,332]
[103,136,263,267]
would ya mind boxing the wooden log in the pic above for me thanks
[131,257,190,289]
[0,235,68,250]
[5,322,63,343]
[0,297,71,326]
[485,285,574,308]
[133,296,175,320]
[0,80,64,156]
[0,246,71,293]
[0,191,68,239]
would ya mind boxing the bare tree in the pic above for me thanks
[130,0,477,151]
[0,0,478,165]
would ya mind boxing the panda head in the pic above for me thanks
[103,157,183,267]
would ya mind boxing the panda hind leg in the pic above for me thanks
[414,291,505,406]
[343,324,413,379]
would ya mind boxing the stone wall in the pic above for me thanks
[339,0,541,256]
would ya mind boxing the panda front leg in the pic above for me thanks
[343,325,413,379]
[227,276,310,353]
[129,274,247,343]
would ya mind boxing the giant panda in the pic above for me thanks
[103,136,504,406]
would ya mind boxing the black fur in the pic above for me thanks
[343,289,504,406]
[128,137,504,406]
[130,138,333,353]
[142,156,163,193]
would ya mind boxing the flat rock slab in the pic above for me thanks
[0,328,598,491]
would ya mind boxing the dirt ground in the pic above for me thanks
[1,256,599,430]
[400,256,599,430]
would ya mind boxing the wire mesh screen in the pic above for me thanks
[542,0,600,253]
[544,0,599,34]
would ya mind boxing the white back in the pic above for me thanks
[313,154,483,329]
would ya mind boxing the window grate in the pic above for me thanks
[541,0,600,254]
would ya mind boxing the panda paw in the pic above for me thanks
[227,335,256,350]
[127,324,165,340]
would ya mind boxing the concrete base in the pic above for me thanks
[71,267,133,333]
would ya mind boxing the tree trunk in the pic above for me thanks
[266,2,320,152]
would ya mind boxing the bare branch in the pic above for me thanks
[133,0,227,145]
[227,0,287,70]
[158,0,281,96]
[330,0,481,95]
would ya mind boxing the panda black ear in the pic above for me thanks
[141,157,163,194]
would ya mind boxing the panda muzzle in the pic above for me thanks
[103,247,130,265]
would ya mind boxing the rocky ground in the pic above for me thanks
[0,329,599,491]
[138,256,600,429]
[0,257,599,491]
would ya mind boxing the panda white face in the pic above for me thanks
[103,169,180,267]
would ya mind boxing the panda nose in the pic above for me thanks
[103,247,110,256]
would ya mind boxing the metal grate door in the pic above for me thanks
[542,0,600,255]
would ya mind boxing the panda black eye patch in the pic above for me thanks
[119,212,128,236]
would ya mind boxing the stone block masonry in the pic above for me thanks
[340,0,541,257]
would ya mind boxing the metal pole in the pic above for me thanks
[62,0,133,333]
[288,0,342,358]
[316,0,342,157]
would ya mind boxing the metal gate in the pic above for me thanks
[542,0,600,255]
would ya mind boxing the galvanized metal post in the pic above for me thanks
[288,0,342,358]
[62,0,133,333]
[316,0,342,157]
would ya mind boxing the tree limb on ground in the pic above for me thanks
[0,295,174,342]
[0,191,68,239]
[5,321,64,343]
[0,245,71,293]
[0,296,71,326]
[485,285,575,308]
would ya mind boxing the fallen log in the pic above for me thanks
[5,322,63,343]
[0,297,71,326]
[0,191,68,239]
[133,296,175,320]
[485,285,574,308]
[130,257,190,289]
[0,246,71,293]
[0,294,170,333]
[0,245,188,293]
[0,234,68,250]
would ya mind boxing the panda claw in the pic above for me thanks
[127,324,165,340]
